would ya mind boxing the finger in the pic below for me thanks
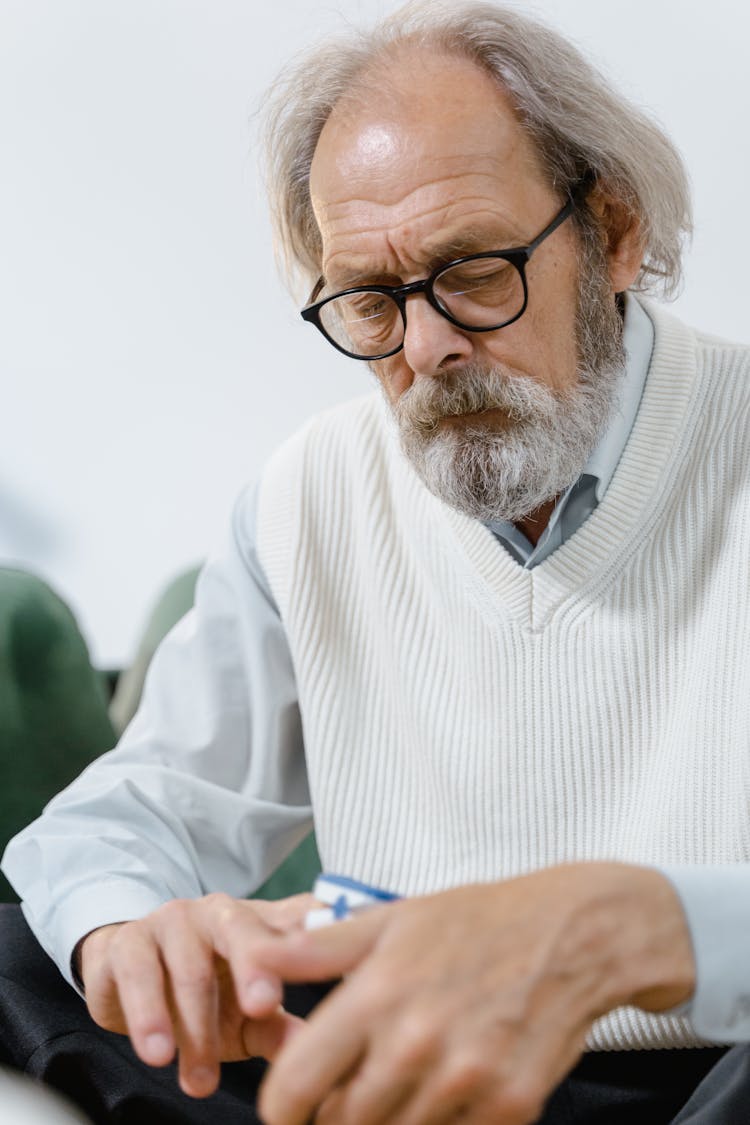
[250,892,322,931]
[106,924,176,1068]
[258,988,367,1125]
[456,1089,541,1125]
[401,1020,584,1125]
[198,895,285,1019]
[315,1060,415,1125]
[315,1004,448,1125]
[390,1058,504,1125]
[394,1077,483,1125]
[240,1010,305,1061]
[158,915,221,1098]
[395,1091,468,1125]
[252,905,386,984]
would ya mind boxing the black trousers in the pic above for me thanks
[0,904,745,1124]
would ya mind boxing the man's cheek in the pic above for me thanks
[370,358,410,401]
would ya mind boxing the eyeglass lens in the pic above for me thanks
[317,256,524,358]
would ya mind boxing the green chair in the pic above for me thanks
[108,566,203,738]
[0,569,116,902]
[0,565,320,903]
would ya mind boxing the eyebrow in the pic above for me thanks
[421,226,520,263]
[325,224,523,291]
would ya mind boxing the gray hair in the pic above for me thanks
[261,0,692,299]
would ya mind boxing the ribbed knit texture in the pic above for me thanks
[257,302,750,1050]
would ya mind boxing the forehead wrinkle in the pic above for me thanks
[313,153,518,216]
[320,191,512,241]
[320,196,530,285]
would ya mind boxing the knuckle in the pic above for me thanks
[107,925,153,974]
[393,1011,441,1067]
[205,893,265,943]
[151,899,196,937]
[202,891,234,912]
[156,897,191,922]
[204,891,243,933]
[438,1053,494,1099]
[108,918,142,952]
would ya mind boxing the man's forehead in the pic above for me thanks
[310,52,533,193]
[308,49,548,229]
[308,49,551,268]
[311,174,533,278]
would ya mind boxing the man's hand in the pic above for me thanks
[254,864,695,1125]
[78,892,318,1099]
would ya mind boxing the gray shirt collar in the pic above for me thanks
[484,293,655,568]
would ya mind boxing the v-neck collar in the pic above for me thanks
[418,299,701,632]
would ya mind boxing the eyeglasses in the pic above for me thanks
[300,179,591,361]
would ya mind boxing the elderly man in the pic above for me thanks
[2,2,750,1123]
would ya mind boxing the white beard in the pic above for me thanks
[388,257,626,524]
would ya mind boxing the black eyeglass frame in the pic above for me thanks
[300,177,593,361]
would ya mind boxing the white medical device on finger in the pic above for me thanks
[305,873,401,930]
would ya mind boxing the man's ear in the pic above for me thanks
[585,180,645,293]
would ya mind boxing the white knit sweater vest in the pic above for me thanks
[257,301,750,1051]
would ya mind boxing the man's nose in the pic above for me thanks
[401,293,474,378]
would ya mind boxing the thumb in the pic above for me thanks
[251,905,387,982]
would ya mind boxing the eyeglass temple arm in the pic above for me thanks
[525,171,597,256]
[305,277,326,307]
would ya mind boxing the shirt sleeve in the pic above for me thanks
[1,482,311,988]
[659,864,750,1041]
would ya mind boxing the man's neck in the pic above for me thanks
[514,497,559,547]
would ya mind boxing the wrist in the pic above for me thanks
[75,922,125,992]
[565,863,695,1016]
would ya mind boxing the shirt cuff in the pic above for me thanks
[22,878,167,994]
[659,864,750,1041]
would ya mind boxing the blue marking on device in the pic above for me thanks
[316,873,401,903]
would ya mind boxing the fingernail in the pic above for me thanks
[246,979,279,1007]
[144,1032,172,1062]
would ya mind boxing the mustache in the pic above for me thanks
[393,363,561,435]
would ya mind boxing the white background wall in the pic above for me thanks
[1,0,748,668]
